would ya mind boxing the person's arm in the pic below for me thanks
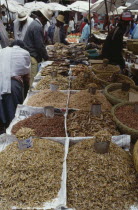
[33,25,48,61]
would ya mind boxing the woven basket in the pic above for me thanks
[133,140,138,172]
[104,83,138,105]
[94,73,135,87]
[111,102,138,140]
[92,64,120,74]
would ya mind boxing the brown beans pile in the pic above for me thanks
[12,113,65,137]
[115,105,138,130]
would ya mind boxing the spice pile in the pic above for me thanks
[34,75,69,90]
[67,110,119,136]
[12,113,65,137]
[67,138,138,210]
[0,138,64,209]
[27,90,67,108]
[110,89,138,100]
[115,105,138,130]
[69,90,112,111]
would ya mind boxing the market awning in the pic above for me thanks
[91,0,127,14]
[1,0,24,13]
[67,1,93,12]
[108,6,127,15]
[127,0,138,10]
[48,3,69,11]
[24,1,50,13]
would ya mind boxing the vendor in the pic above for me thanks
[0,40,31,128]
[48,14,68,45]
[24,8,52,84]
[102,13,132,70]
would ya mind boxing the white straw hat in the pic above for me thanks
[56,15,65,23]
[17,11,28,21]
[39,8,53,21]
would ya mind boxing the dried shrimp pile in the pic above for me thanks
[69,90,112,111]
[34,75,69,90]
[26,90,67,108]
[0,138,64,209]
[12,113,65,137]
[67,138,138,210]
[67,110,119,136]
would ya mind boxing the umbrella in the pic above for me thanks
[91,0,126,14]
[1,0,24,13]
[67,1,93,12]
[109,6,127,15]
[48,3,69,11]
[127,0,138,10]
[24,1,50,13]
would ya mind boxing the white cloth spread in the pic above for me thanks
[0,46,31,99]
[14,17,33,40]
[53,26,60,43]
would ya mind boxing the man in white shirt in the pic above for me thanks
[0,40,31,127]
[91,15,95,29]
[14,11,33,40]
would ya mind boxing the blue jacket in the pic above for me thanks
[132,24,138,39]
[81,24,90,40]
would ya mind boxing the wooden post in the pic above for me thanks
[104,0,109,33]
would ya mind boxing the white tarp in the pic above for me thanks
[91,0,127,14]
[127,0,138,10]
[48,3,69,11]
[1,0,24,13]
[67,1,93,12]
[24,1,50,13]
[109,6,127,15]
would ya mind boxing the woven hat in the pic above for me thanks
[56,15,65,23]
[17,11,28,21]
[39,8,53,21]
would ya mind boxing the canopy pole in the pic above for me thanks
[104,0,109,33]
[89,0,91,38]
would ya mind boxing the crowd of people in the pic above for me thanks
[0,7,138,132]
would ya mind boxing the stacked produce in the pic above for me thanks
[69,90,112,111]
[0,138,64,209]
[67,137,138,210]
[34,75,69,90]
[26,90,67,108]
[12,113,65,137]
[67,110,119,136]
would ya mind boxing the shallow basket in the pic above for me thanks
[92,64,120,75]
[94,73,135,87]
[133,140,138,172]
[111,102,138,140]
[104,83,138,105]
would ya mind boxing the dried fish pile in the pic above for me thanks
[69,90,112,111]
[0,138,64,209]
[71,64,89,76]
[115,105,138,130]
[34,75,69,90]
[94,130,112,142]
[67,110,119,136]
[26,90,67,108]
[67,138,138,210]
[12,113,65,137]
[16,127,35,140]
[110,89,138,100]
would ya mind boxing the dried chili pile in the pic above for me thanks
[67,110,119,137]
[67,138,138,210]
[12,113,65,137]
[0,138,64,209]
[115,105,138,130]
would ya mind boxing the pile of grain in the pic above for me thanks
[67,110,119,137]
[0,138,64,208]
[12,113,65,137]
[67,138,138,210]
[35,75,69,90]
[69,90,112,111]
[26,90,67,108]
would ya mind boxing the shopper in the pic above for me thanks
[68,17,75,34]
[91,15,95,29]
[0,40,31,127]
[80,18,90,43]
[0,20,9,48]
[14,11,33,41]
[24,8,53,84]
[48,14,68,44]
[102,17,131,70]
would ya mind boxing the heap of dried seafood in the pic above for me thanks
[71,64,89,76]
[69,90,112,111]
[67,110,119,136]
[16,127,35,140]
[27,90,67,108]
[0,138,64,208]
[67,138,138,210]
[94,130,112,142]
[12,113,65,137]
[34,75,69,90]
